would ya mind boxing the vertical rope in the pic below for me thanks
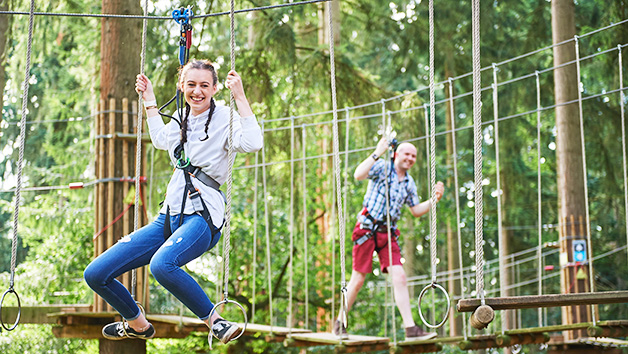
[221,0,236,300]
[383,107,397,345]
[448,78,468,339]
[471,0,485,303]
[252,152,259,322]
[428,0,438,286]
[261,121,274,330]
[326,0,348,333]
[131,0,149,300]
[302,125,309,328]
[619,45,628,274]
[535,70,544,328]
[9,0,36,294]
[288,118,295,334]
[574,35,596,325]
[492,63,505,333]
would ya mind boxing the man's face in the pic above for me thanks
[395,143,417,172]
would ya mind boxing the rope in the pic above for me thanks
[261,121,274,330]
[326,0,348,334]
[302,125,309,328]
[130,0,149,301]
[221,0,236,301]
[448,78,469,339]
[0,0,331,20]
[288,119,295,334]
[574,35,597,326]
[492,63,505,333]
[471,0,485,303]
[382,107,397,344]
[7,0,35,309]
[535,70,544,328]
[428,0,438,285]
[252,152,259,322]
[619,45,628,275]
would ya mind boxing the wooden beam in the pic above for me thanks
[457,291,628,312]
[1,305,92,324]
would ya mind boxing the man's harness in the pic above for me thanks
[163,145,224,240]
[353,208,398,253]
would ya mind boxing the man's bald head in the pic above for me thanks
[394,142,418,173]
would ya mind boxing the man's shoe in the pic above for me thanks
[333,319,349,339]
[404,325,437,341]
[102,321,155,340]
[211,319,242,344]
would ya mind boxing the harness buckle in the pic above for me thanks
[188,189,201,199]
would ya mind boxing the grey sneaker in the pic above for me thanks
[211,319,242,344]
[405,325,437,341]
[102,321,155,340]
[333,319,349,339]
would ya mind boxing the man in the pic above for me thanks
[334,137,444,340]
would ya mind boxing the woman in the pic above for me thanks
[84,59,263,344]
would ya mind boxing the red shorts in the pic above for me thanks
[351,223,402,274]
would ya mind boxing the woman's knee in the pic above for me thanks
[149,256,176,282]
[84,261,104,289]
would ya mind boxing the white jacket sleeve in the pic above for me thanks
[230,114,263,153]
[147,115,173,151]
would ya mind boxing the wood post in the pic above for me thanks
[559,214,592,339]
[93,98,149,313]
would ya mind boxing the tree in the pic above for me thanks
[552,0,591,339]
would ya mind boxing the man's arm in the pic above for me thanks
[409,181,444,217]
[354,138,390,180]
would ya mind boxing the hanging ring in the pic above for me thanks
[0,288,21,331]
[417,282,450,329]
[208,298,248,343]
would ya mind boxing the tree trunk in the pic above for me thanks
[95,0,148,316]
[0,0,12,136]
[318,0,340,46]
[552,0,591,340]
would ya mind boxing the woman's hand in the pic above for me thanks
[135,74,156,101]
[225,70,245,99]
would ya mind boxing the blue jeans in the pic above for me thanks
[84,213,221,321]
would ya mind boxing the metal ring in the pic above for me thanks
[417,282,450,329]
[0,288,21,331]
[208,298,248,342]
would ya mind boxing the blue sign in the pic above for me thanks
[573,240,587,262]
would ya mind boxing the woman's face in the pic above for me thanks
[181,68,217,116]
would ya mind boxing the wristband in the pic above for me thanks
[371,153,379,161]
[143,99,157,109]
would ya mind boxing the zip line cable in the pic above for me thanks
[0,0,330,20]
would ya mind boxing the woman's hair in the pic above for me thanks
[178,59,218,144]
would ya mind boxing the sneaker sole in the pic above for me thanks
[102,328,127,341]
[219,325,243,344]
[102,328,155,340]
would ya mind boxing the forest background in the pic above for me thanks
[0,0,627,353]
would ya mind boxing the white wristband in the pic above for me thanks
[143,99,157,108]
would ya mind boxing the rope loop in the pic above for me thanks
[0,287,21,331]
[208,298,248,349]
[417,282,450,329]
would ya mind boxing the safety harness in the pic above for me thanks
[353,138,400,252]
[353,208,398,253]
[163,145,225,239]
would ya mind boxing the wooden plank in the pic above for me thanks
[287,332,389,346]
[457,290,628,312]
[1,305,92,324]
